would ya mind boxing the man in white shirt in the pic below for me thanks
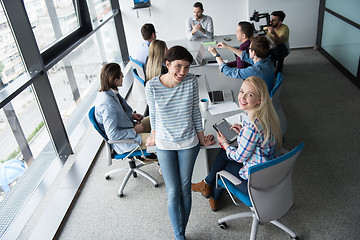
[185,2,213,41]
[136,23,156,65]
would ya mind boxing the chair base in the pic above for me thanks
[105,158,158,198]
[218,211,298,240]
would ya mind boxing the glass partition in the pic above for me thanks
[321,12,360,77]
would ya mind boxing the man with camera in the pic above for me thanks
[265,11,290,75]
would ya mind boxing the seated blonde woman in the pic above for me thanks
[145,39,168,82]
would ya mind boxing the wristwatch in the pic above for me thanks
[215,53,221,58]
[221,140,228,145]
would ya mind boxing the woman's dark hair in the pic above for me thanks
[164,45,193,64]
[99,63,121,91]
[250,36,270,59]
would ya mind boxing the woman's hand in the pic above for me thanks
[146,136,155,146]
[134,123,144,133]
[216,131,227,143]
[208,46,218,57]
[201,134,216,146]
[230,123,242,134]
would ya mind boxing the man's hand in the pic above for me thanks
[192,23,204,34]
[267,26,276,35]
[132,113,143,122]
[134,123,144,133]
[217,42,229,49]
[208,46,218,57]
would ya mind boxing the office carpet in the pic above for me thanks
[51,49,360,240]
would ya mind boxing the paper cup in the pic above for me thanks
[200,99,209,111]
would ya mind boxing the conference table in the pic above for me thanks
[167,35,247,182]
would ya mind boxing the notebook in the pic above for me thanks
[204,76,233,104]
[190,44,206,67]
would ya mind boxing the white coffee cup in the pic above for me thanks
[200,98,209,111]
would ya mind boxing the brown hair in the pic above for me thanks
[164,46,193,65]
[141,23,155,40]
[250,36,270,59]
[99,63,121,91]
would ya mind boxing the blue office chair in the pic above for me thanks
[216,143,304,240]
[271,72,287,135]
[129,55,146,80]
[88,106,158,198]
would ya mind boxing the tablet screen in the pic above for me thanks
[215,120,237,143]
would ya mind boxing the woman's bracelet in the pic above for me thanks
[221,140,228,145]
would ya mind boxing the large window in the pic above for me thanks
[24,0,79,52]
[0,0,126,238]
[0,6,26,86]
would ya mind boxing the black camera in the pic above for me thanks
[250,10,271,35]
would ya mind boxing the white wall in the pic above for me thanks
[119,0,319,58]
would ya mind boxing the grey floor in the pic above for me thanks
[56,49,360,240]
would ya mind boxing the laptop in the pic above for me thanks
[133,0,150,9]
[204,76,233,104]
[190,44,206,67]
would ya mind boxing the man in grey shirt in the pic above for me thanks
[185,2,213,41]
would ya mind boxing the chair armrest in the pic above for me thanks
[108,139,138,144]
[216,170,242,186]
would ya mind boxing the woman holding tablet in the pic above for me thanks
[192,76,282,211]
[145,45,215,240]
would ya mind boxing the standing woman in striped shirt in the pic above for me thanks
[192,76,282,211]
[145,46,215,240]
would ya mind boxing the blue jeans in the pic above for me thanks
[156,143,200,240]
[205,149,248,200]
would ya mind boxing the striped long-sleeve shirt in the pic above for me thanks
[145,73,203,150]
[225,119,276,180]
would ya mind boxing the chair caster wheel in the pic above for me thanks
[105,175,111,180]
[133,172,137,178]
[118,193,124,198]
[219,222,228,229]
[291,237,300,240]
[154,184,159,188]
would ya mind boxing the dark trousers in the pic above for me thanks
[270,43,289,75]
[205,149,248,200]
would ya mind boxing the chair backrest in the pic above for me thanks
[88,106,108,140]
[132,68,145,86]
[248,142,304,222]
[129,55,146,80]
[126,68,148,115]
[270,72,283,98]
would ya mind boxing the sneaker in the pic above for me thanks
[209,198,219,212]
[191,180,211,198]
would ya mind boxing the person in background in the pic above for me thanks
[192,76,282,211]
[145,46,215,240]
[185,2,213,40]
[145,39,168,82]
[136,23,156,65]
[225,21,254,69]
[208,36,275,93]
[266,10,290,75]
[94,63,154,162]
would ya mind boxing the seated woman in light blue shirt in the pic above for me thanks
[208,36,275,93]
[94,63,149,155]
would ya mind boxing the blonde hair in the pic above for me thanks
[145,40,167,82]
[244,76,282,149]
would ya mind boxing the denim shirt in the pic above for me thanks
[220,52,275,93]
